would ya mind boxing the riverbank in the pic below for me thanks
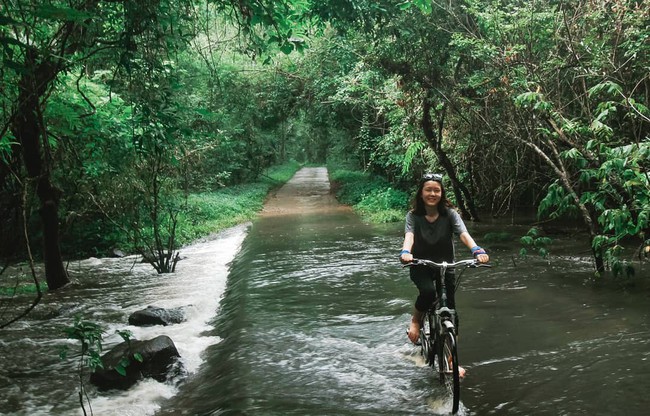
[327,166,409,223]
[0,161,301,297]
[172,161,301,247]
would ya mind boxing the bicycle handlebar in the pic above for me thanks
[403,258,491,269]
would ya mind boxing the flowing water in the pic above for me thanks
[2,167,650,415]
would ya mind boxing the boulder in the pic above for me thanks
[128,306,186,327]
[90,335,181,391]
[111,248,126,258]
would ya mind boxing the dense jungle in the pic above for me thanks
[0,1,649,413]
[2,0,649,311]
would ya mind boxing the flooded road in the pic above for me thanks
[2,167,649,415]
[158,167,650,415]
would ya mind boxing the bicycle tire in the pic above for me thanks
[420,313,435,365]
[439,331,460,414]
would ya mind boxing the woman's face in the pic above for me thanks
[420,180,443,208]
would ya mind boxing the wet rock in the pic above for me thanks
[89,335,181,391]
[128,306,186,327]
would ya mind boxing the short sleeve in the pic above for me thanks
[449,210,468,236]
[405,211,415,234]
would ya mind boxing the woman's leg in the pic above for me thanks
[407,307,423,344]
[408,266,436,343]
[444,270,459,333]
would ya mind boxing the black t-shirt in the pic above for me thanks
[405,210,468,262]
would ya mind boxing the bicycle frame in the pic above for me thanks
[404,258,486,414]
[411,259,475,336]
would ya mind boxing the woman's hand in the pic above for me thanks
[400,250,413,264]
[471,246,489,263]
[475,253,489,263]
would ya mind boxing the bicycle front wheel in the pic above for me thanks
[438,331,460,414]
[420,313,435,366]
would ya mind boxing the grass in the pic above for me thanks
[0,279,47,296]
[175,160,301,245]
[1,161,302,294]
[328,166,410,223]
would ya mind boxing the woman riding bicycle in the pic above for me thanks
[399,174,489,375]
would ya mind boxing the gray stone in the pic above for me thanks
[128,306,186,327]
[90,335,181,391]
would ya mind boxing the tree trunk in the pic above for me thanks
[524,141,605,273]
[12,51,69,290]
[421,96,481,221]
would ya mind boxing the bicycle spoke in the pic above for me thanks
[441,332,460,414]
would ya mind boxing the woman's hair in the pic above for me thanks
[411,176,454,216]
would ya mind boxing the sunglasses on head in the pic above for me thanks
[422,173,443,181]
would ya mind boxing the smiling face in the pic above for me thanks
[420,180,443,208]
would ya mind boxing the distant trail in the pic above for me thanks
[261,166,351,216]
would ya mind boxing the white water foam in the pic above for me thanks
[77,224,249,416]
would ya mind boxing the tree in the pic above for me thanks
[1,0,310,284]
[443,0,649,273]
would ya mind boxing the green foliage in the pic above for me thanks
[538,182,578,220]
[355,187,410,223]
[61,316,104,372]
[175,161,300,245]
[177,185,267,243]
[329,169,385,206]
[519,227,552,259]
[329,167,409,223]
[402,141,426,175]
[0,132,16,163]
[113,329,142,376]
[2,0,648,281]
[482,232,514,243]
[0,281,48,296]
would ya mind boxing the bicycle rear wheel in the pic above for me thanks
[437,331,460,414]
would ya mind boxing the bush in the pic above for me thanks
[329,167,409,223]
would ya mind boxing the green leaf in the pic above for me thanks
[280,42,294,55]
[514,91,543,107]
[631,102,649,117]
[588,81,623,98]
[34,5,93,22]
[115,364,126,376]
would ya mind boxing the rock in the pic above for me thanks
[89,335,181,391]
[128,306,186,327]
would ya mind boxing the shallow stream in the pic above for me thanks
[2,167,649,415]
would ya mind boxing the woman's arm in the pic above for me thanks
[400,232,414,263]
[460,232,489,263]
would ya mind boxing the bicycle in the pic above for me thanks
[404,258,489,414]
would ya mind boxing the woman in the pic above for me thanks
[399,174,489,374]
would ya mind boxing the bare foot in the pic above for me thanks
[448,355,467,378]
[407,319,420,344]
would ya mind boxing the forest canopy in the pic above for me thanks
[1,0,648,291]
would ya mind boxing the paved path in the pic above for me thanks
[261,167,350,216]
